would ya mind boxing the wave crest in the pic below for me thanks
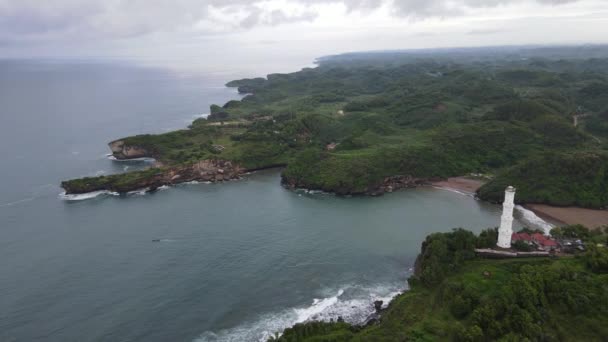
[194,284,402,342]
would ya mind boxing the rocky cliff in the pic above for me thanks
[109,140,154,160]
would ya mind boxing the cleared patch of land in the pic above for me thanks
[431,177,486,193]
[526,204,608,229]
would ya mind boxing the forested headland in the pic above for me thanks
[62,46,608,208]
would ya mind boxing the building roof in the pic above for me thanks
[512,232,531,241]
[542,240,558,247]
[532,233,547,242]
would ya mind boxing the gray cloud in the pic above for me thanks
[239,7,317,28]
[0,0,586,44]
[468,28,507,35]
[387,0,582,18]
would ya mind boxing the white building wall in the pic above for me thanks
[497,186,516,248]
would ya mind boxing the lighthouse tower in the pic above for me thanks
[497,186,516,249]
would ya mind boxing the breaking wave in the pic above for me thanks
[515,205,554,235]
[59,191,119,201]
[127,188,150,196]
[194,283,403,342]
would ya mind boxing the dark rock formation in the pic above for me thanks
[108,140,154,160]
[377,175,429,194]
[374,300,384,313]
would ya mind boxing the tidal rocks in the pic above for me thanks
[374,300,384,313]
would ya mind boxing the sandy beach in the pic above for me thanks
[431,177,486,193]
[525,204,608,229]
[431,177,608,230]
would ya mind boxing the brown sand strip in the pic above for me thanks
[525,204,608,229]
[431,177,486,193]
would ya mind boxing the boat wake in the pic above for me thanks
[194,283,403,342]
[0,196,37,208]
[1,184,58,208]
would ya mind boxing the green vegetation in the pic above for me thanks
[61,168,164,194]
[64,46,608,204]
[272,229,608,341]
[477,151,608,208]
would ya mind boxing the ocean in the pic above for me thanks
[0,59,534,341]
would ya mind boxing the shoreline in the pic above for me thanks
[429,177,608,230]
[430,177,485,194]
[524,204,608,230]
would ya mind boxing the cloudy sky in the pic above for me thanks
[1,0,607,72]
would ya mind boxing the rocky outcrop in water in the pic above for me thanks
[109,140,154,160]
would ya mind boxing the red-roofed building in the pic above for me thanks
[543,240,558,247]
[532,233,547,244]
[511,232,531,242]
[530,233,559,251]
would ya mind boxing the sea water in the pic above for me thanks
[0,60,531,342]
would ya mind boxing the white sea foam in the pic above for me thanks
[295,188,332,196]
[127,188,150,196]
[193,284,403,342]
[59,191,119,201]
[515,205,554,235]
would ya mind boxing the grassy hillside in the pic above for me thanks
[272,229,608,342]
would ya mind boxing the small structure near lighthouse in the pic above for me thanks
[497,186,516,249]
[476,185,556,258]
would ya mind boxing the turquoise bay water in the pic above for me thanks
[0,60,524,342]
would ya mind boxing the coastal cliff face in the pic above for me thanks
[61,159,244,194]
[170,159,244,183]
[109,140,153,160]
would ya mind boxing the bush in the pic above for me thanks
[512,240,533,252]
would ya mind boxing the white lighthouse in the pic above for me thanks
[497,186,516,249]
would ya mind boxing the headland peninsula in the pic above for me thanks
[62,46,608,221]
